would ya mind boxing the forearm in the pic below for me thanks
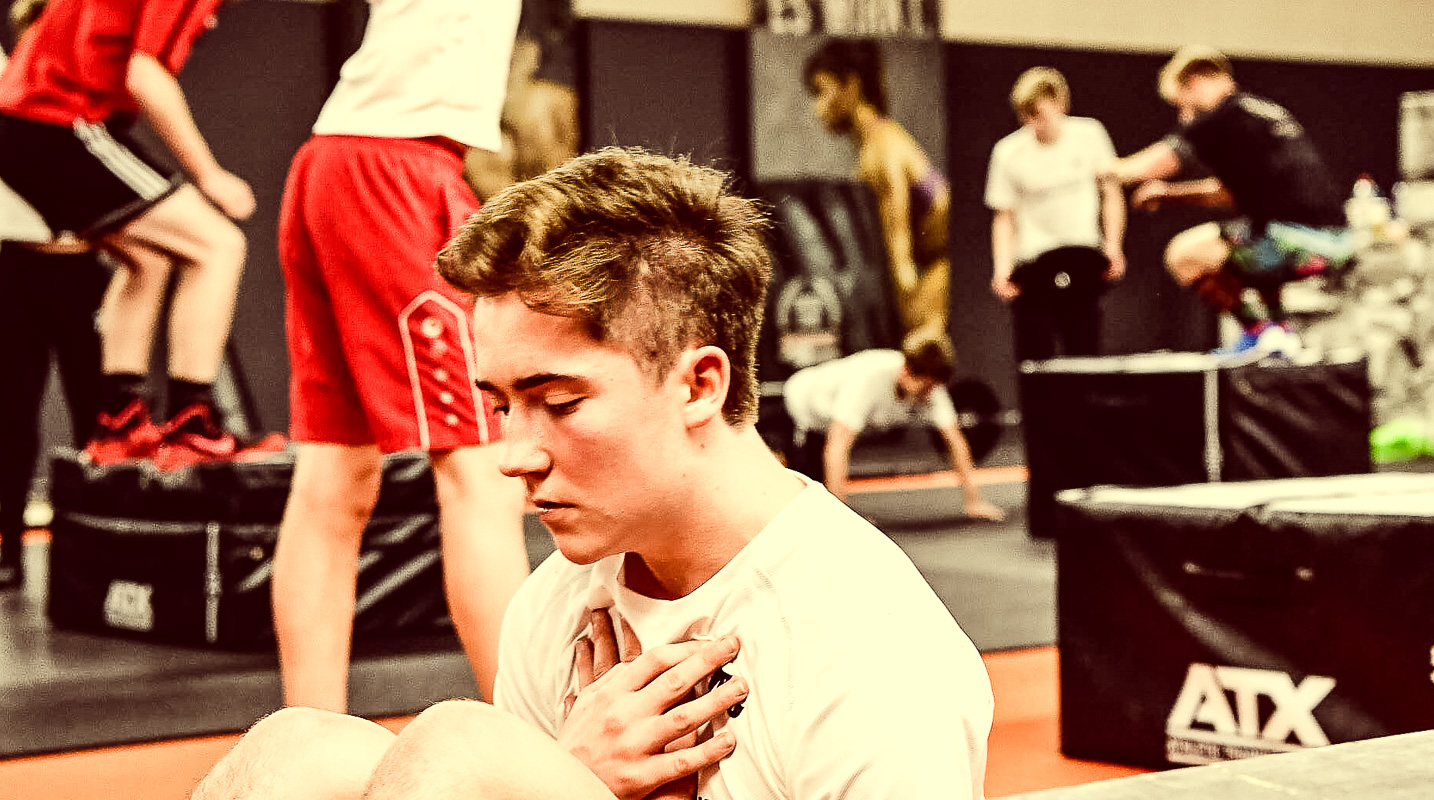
[868,162,918,291]
[1108,141,1181,186]
[126,52,221,181]
[879,208,918,290]
[990,211,1016,281]
[942,428,981,503]
[1100,182,1126,248]
[1162,178,1235,209]
[823,425,857,501]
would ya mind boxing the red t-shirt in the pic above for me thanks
[0,0,223,126]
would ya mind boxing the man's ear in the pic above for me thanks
[677,345,731,428]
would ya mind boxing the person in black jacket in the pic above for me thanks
[1106,45,1356,361]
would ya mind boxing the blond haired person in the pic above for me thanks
[986,67,1125,364]
[1104,47,1354,360]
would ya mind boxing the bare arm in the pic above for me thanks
[1098,176,1127,281]
[126,52,254,219]
[1105,140,1182,186]
[822,423,859,502]
[937,424,1004,521]
[990,209,1019,302]
[864,151,919,298]
[1130,177,1236,213]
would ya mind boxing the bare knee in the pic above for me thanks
[198,217,247,273]
[113,245,174,287]
[192,707,394,800]
[290,447,383,527]
[364,700,551,798]
[401,698,512,748]
[1165,223,1229,287]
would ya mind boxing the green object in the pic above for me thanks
[1370,417,1434,464]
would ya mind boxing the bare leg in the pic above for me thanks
[430,445,529,700]
[363,700,615,799]
[104,183,247,383]
[191,707,395,800]
[272,443,382,712]
[97,243,172,376]
[908,257,950,334]
[1164,222,1231,287]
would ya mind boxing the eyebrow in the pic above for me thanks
[474,373,577,393]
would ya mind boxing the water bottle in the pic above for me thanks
[1346,175,1392,247]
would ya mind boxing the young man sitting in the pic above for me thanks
[191,147,994,800]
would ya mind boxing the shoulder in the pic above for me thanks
[757,492,991,778]
[758,489,965,649]
[860,348,904,369]
[990,127,1030,160]
[832,348,899,375]
[1068,116,1111,138]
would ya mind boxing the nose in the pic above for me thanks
[496,407,550,479]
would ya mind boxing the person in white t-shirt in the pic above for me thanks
[986,67,1126,363]
[192,147,993,800]
[782,338,1005,520]
[269,0,529,712]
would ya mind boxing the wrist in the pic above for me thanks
[190,162,225,185]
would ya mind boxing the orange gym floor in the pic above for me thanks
[0,645,1149,799]
[0,450,1151,797]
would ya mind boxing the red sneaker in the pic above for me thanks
[84,399,164,465]
[152,403,287,471]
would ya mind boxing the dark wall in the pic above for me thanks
[582,21,750,184]
[945,44,1434,409]
[145,15,1434,435]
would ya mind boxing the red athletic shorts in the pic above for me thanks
[279,135,500,453]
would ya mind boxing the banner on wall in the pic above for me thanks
[748,31,946,381]
[757,0,940,38]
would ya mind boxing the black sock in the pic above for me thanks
[167,378,216,419]
[100,373,148,417]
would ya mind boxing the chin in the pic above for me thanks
[549,534,614,567]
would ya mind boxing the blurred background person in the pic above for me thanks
[271,0,529,711]
[804,38,951,350]
[782,334,1005,521]
[465,17,579,200]
[0,0,111,590]
[0,0,275,472]
[1106,46,1353,361]
[986,66,1125,365]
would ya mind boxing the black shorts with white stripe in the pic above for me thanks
[0,113,185,240]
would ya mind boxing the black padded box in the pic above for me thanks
[1056,473,1434,769]
[46,448,448,649]
[1020,352,1372,539]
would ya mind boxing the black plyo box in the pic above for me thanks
[1056,474,1434,769]
[46,448,448,649]
[1020,352,1372,539]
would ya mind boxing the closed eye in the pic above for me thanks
[547,397,583,415]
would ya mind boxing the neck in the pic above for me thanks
[622,426,803,600]
[1036,125,1061,145]
[849,105,884,144]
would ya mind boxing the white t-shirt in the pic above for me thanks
[311,0,519,151]
[493,477,993,799]
[782,349,958,436]
[984,116,1116,264]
